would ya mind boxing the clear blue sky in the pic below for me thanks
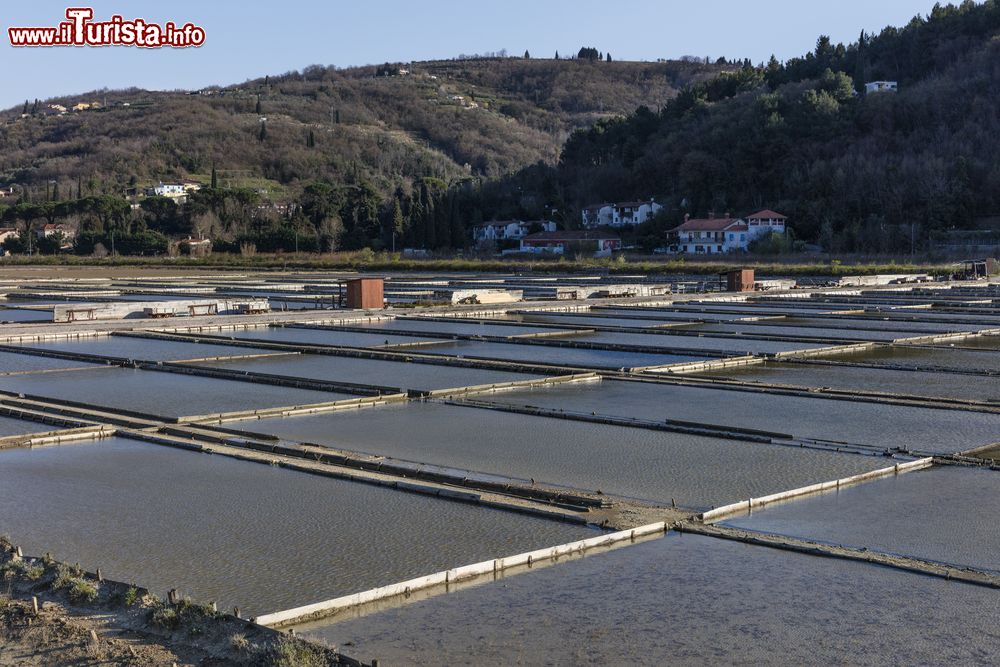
[1,0,944,109]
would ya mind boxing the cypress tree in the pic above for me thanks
[211,165,218,189]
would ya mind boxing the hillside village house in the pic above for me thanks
[670,210,787,254]
[473,220,556,244]
[865,81,898,94]
[520,230,621,256]
[582,200,662,228]
[0,227,18,244]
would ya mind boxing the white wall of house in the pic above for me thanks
[582,205,614,228]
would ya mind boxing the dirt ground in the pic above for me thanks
[0,597,196,666]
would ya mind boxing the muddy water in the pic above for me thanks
[0,415,54,436]
[724,466,1000,573]
[697,361,1000,402]
[0,437,596,616]
[239,402,888,508]
[16,336,272,362]
[485,379,1000,453]
[304,532,1000,666]
[193,354,538,392]
[0,367,348,418]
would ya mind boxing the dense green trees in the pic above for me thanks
[497,0,1000,252]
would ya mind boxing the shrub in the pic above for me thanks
[69,579,98,603]
[123,586,138,607]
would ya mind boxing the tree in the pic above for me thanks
[606,52,612,62]
[255,95,262,115]
[307,129,316,148]
[210,166,217,189]
[21,100,27,115]
[554,51,559,60]
[524,50,530,59]
[258,120,267,142]
[390,199,404,250]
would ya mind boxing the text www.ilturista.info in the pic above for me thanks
[8,7,205,48]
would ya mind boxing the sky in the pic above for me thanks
[0,0,946,109]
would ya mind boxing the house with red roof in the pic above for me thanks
[520,230,621,256]
[669,210,787,254]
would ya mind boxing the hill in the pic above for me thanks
[511,1,1000,253]
[0,57,719,197]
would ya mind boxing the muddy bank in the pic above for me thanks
[0,538,359,666]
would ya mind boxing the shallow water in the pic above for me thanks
[305,532,1000,666]
[356,319,565,337]
[822,345,1000,373]
[484,379,1000,453]
[231,327,441,348]
[16,336,272,362]
[0,351,98,374]
[687,323,926,342]
[0,438,594,616]
[238,402,888,508]
[724,466,1000,573]
[698,361,1000,401]
[0,415,54,436]
[411,340,703,369]
[193,354,538,392]
[0,367,348,418]
[0,308,52,322]
[571,330,825,354]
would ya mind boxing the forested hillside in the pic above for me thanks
[522,1,1000,252]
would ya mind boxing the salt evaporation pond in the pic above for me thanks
[724,466,1000,574]
[193,354,540,392]
[15,336,273,362]
[410,340,704,370]
[355,318,572,338]
[0,437,594,616]
[0,415,56,437]
[568,330,826,354]
[697,361,1000,402]
[0,308,52,322]
[231,326,443,348]
[235,402,889,508]
[484,379,1000,453]
[0,367,348,418]
[302,532,1000,666]
[822,344,1000,373]
[0,350,99,374]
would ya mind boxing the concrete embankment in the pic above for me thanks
[254,522,669,628]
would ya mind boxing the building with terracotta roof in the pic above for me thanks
[520,230,621,256]
[669,210,787,254]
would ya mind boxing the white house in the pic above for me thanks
[670,210,788,254]
[0,227,18,244]
[473,220,556,244]
[151,182,186,197]
[582,203,614,228]
[865,81,897,94]
[582,200,662,228]
[671,215,746,254]
[745,209,787,240]
[612,200,662,227]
